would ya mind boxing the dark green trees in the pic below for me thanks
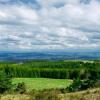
[0,70,12,93]
[0,61,100,79]
[67,78,96,92]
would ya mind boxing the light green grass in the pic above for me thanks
[12,78,71,91]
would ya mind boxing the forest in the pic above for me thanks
[0,60,100,80]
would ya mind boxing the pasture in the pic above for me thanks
[12,78,71,91]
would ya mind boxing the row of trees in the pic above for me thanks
[0,61,100,79]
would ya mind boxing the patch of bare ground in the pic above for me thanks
[0,94,31,100]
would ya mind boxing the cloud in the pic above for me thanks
[0,0,100,51]
[0,4,39,25]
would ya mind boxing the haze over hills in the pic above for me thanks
[0,51,100,61]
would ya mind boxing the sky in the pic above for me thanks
[0,0,100,51]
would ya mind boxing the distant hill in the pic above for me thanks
[0,51,100,61]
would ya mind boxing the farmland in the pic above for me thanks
[12,78,71,91]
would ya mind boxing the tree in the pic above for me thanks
[0,70,12,93]
[67,77,82,92]
[67,77,96,92]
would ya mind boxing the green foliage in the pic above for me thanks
[94,80,100,87]
[0,70,12,93]
[67,77,82,92]
[81,79,96,90]
[67,78,96,92]
[15,82,26,94]
[0,60,100,79]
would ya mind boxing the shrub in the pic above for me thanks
[15,82,26,94]
[94,80,100,87]
[81,79,95,90]
[67,78,96,92]
[67,77,82,92]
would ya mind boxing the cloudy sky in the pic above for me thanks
[0,0,100,51]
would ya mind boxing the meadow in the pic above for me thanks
[12,78,71,91]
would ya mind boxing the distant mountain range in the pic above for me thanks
[0,51,100,61]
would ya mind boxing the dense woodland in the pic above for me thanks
[0,60,100,79]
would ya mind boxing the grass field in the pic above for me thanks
[12,78,71,91]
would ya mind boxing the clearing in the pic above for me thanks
[12,78,71,91]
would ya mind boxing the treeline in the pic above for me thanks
[0,60,100,79]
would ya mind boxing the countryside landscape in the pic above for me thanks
[0,0,100,100]
[0,53,100,100]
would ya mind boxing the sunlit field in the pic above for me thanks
[12,78,72,91]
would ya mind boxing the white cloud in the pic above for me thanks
[0,0,100,51]
[0,4,39,24]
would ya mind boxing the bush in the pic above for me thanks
[67,77,82,92]
[15,82,26,94]
[0,70,12,93]
[94,80,100,87]
[81,79,95,90]
[67,78,96,92]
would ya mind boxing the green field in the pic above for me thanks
[13,78,71,91]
